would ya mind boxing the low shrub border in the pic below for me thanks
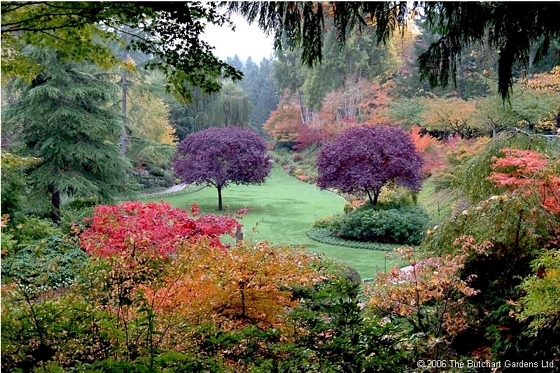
[306,228,400,251]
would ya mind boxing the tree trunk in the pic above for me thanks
[217,185,223,211]
[297,89,307,125]
[120,29,129,155]
[240,283,246,319]
[51,190,61,224]
[366,188,380,205]
[456,52,464,99]
[373,192,379,205]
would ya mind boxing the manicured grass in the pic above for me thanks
[141,164,403,278]
[417,176,456,226]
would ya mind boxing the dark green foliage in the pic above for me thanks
[307,228,400,251]
[1,296,98,372]
[0,153,42,219]
[319,204,430,245]
[132,170,175,192]
[1,2,242,102]
[270,278,410,373]
[231,2,560,101]
[66,354,229,373]
[298,17,398,111]
[420,187,560,364]
[1,158,29,218]
[1,234,88,292]
[485,303,560,369]
[59,199,98,235]
[420,2,560,100]
[235,57,280,132]
[3,47,135,222]
[228,2,404,69]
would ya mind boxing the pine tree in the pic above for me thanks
[3,47,134,223]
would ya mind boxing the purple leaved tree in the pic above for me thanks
[173,126,272,210]
[316,125,423,205]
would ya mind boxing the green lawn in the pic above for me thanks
[416,176,455,226]
[141,164,402,278]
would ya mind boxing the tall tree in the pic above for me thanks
[173,126,272,210]
[229,2,560,100]
[253,58,280,131]
[236,57,279,131]
[263,97,304,146]
[226,55,245,71]
[1,2,242,101]
[420,97,480,139]
[206,81,253,127]
[316,125,423,205]
[2,47,133,223]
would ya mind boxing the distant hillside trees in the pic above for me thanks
[167,57,278,140]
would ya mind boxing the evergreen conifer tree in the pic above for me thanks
[3,47,134,223]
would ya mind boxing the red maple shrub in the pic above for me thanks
[488,147,560,214]
[80,201,240,258]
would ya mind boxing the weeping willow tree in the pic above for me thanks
[167,81,253,139]
[2,47,134,223]
[205,81,253,127]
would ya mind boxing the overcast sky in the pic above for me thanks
[202,14,275,63]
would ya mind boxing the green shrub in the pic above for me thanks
[60,199,98,234]
[335,204,430,245]
[312,215,342,229]
[5,217,62,253]
[264,277,411,373]
[1,234,88,292]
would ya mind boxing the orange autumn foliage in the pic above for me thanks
[488,147,560,214]
[310,79,393,139]
[366,244,480,357]
[263,98,304,143]
[139,239,322,348]
[527,66,560,93]
[409,126,447,177]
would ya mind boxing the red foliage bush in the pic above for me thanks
[80,201,239,258]
[489,148,560,214]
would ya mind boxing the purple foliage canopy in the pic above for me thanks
[316,125,423,204]
[173,126,272,210]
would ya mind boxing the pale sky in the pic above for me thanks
[203,14,275,63]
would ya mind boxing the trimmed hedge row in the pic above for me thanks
[307,228,400,251]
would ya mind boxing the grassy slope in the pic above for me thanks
[416,176,456,227]
[141,164,401,278]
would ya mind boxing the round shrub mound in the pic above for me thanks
[319,203,430,245]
